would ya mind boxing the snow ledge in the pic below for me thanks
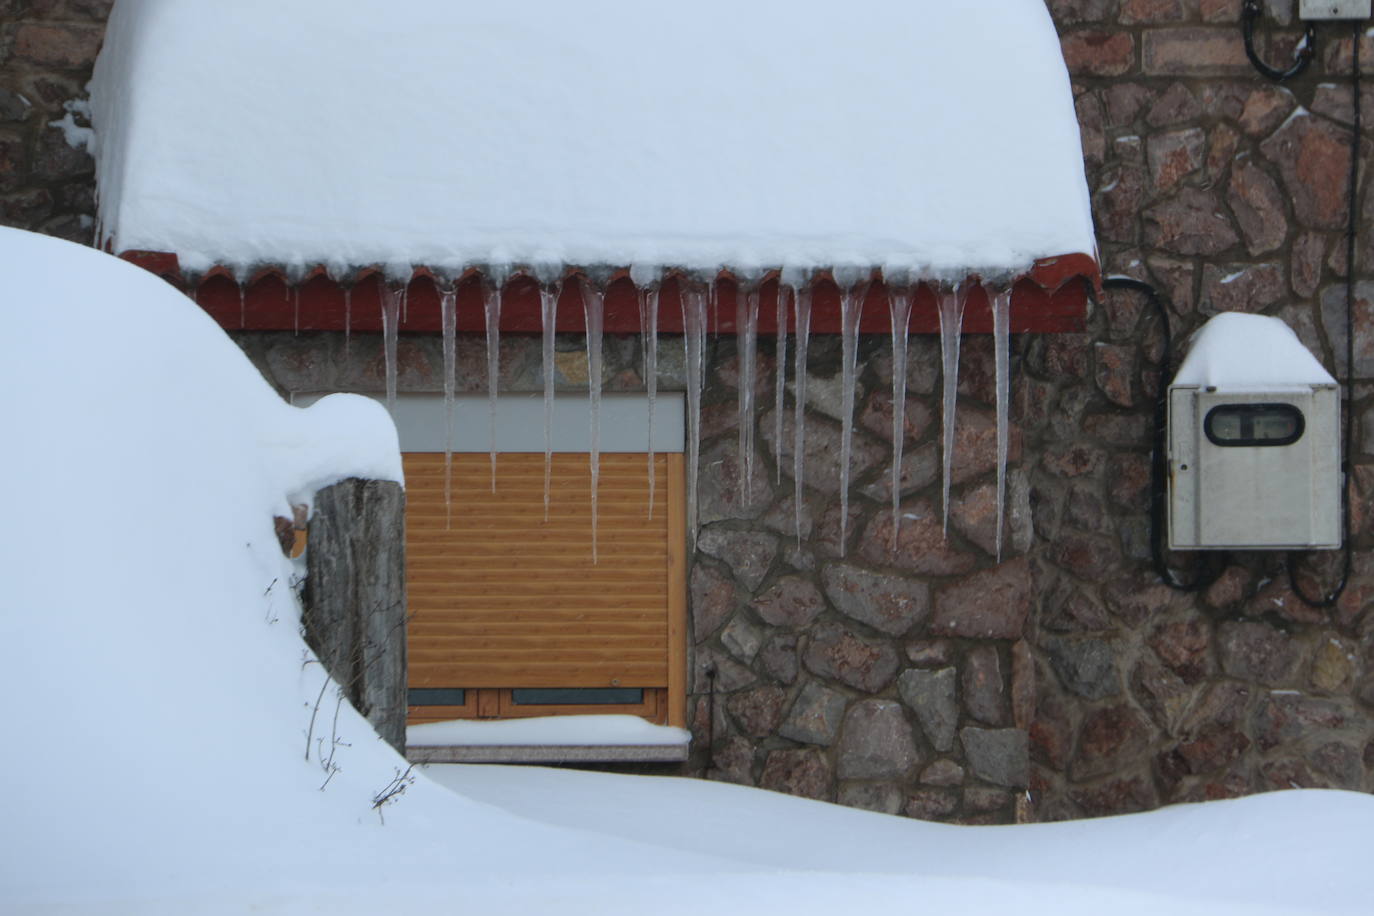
[408,744,690,764]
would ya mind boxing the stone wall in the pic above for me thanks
[0,0,106,242]
[1030,0,1374,818]
[6,0,1374,824]
[680,333,1037,822]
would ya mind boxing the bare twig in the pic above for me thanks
[371,765,415,824]
[304,672,330,762]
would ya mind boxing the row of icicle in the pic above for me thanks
[368,268,1017,565]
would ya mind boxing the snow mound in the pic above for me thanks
[0,227,628,907]
[89,0,1095,278]
[1174,312,1336,390]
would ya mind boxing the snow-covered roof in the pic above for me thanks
[89,0,1095,280]
[1172,313,1336,391]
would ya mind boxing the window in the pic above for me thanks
[1204,403,1305,447]
[404,447,686,728]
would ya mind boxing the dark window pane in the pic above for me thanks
[1204,403,1305,447]
[408,688,467,706]
[511,688,644,705]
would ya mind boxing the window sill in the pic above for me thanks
[406,743,689,764]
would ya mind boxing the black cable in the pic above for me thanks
[1241,0,1317,82]
[1102,276,1226,593]
[1286,20,1360,609]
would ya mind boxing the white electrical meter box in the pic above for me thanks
[1168,313,1340,550]
[1298,0,1372,21]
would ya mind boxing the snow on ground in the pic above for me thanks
[2,227,1372,914]
[431,764,1374,915]
[89,0,1095,278]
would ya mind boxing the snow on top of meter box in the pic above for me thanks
[88,0,1095,278]
[1172,312,1337,391]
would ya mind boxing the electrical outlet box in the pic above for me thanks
[1299,0,1371,20]
[1166,313,1342,551]
[1168,387,1340,549]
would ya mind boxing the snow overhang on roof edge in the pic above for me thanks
[119,252,1100,335]
[92,2,1097,309]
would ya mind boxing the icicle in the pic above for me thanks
[682,280,709,552]
[483,272,504,493]
[234,266,251,331]
[773,278,791,484]
[709,277,720,338]
[632,266,662,519]
[287,263,307,336]
[887,280,914,552]
[992,284,1012,562]
[440,283,458,530]
[380,281,402,413]
[343,285,352,359]
[539,277,561,522]
[937,280,969,535]
[836,272,868,558]
[736,280,760,502]
[791,280,813,548]
[580,275,606,565]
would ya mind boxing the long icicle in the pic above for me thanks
[440,282,458,529]
[736,280,760,503]
[887,279,914,552]
[483,271,504,493]
[774,276,791,484]
[937,280,969,535]
[682,279,709,552]
[540,276,561,522]
[792,280,813,548]
[992,283,1012,562]
[633,270,661,518]
[581,275,605,565]
[837,274,868,557]
[381,280,402,414]
[342,284,352,360]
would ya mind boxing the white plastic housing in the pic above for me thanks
[1298,0,1372,20]
[1168,385,1341,550]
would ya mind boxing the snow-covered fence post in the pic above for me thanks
[303,479,407,753]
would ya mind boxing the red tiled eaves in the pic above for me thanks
[119,251,1098,335]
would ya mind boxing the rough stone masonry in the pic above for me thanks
[3,0,1372,823]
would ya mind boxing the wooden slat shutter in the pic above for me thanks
[404,452,685,724]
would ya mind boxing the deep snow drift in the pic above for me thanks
[1,227,1372,914]
[88,0,1095,278]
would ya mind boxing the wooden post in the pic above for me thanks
[303,478,406,753]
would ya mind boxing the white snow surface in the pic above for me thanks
[88,0,1096,279]
[408,714,690,747]
[1173,312,1337,390]
[3,227,1371,914]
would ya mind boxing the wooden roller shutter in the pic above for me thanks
[404,452,685,727]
